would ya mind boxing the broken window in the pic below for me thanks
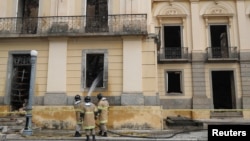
[17,0,39,34]
[86,54,104,87]
[210,25,229,58]
[86,0,108,32]
[82,50,108,90]
[164,26,182,59]
[166,71,182,94]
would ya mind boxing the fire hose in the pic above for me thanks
[95,123,206,139]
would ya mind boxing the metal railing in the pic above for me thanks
[207,47,238,59]
[158,47,188,60]
[0,14,147,36]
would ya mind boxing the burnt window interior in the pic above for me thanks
[21,0,39,18]
[210,25,229,58]
[17,0,39,34]
[212,71,234,109]
[164,26,182,59]
[11,54,31,111]
[164,26,181,48]
[210,25,228,47]
[167,71,182,93]
[86,0,108,32]
[86,54,104,88]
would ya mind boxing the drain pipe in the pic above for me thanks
[22,50,38,136]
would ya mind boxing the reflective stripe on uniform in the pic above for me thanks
[84,111,94,114]
[75,109,83,112]
[97,106,108,110]
[83,125,95,129]
[99,120,108,123]
[77,121,82,124]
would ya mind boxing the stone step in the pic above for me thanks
[210,111,243,118]
[0,116,26,133]
[0,117,25,126]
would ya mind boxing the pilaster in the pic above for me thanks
[121,36,144,105]
[190,0,202,51]
[44,38,67,105]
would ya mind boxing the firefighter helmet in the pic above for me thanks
[97,93,103,100]
[84,96,91,103]
[74,94,81,101]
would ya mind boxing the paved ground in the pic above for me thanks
[3,127,208,141]
[3,118,250,141]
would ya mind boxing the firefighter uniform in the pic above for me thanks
[73,95,84,137]
[82,96,98,141]
[97,93,109,137]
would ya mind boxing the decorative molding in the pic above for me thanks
[169,0,174,6]
[160,7,184,15]
[157,14,187,25]
[165,9,178,15]
[156,6,187,25]
[203,6,233,27]
[214,0,219,5]
[203,14,233,27]
[208,7,227,14]
[157,14,187,18]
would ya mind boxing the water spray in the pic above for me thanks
[87,71,103,97]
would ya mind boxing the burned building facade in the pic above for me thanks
[0,0,250,130]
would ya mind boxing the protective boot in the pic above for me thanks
[98,130,102,136]
[85,135,89,141]
[74,131,81,137]
[92,135,96,141]
[103,132,107,137]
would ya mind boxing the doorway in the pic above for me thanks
[10,54,32,111]
[163,25,182,59]
[211,71,235,109]
[210,25,229,58]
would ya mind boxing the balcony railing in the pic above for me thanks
[207,47,238,61]
[0,14,147,37]
[158,47,189,62]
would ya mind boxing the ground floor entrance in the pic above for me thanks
[210,70,242,118]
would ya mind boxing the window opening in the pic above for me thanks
[166,71,182,93]
[86,54,104,88]
[210,25,229,58]
[17,0,39,34]
[10,54,31,111]
[86,0,108,32]
[164,26,182,59]
[212,71,235,109]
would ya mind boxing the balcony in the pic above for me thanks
[207,47,239,62]
[0,14,147,37]
[158,47,189,62]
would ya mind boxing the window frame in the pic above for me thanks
[165,70,184,95]
[208,24,230,48]
[81,49,108,91]
[163,24,183,48]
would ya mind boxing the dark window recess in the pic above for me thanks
[86,54,104,88]
[17,0,39,34]
[86,0,108,32]
[167,71,182,93]
[212,71,234,109]
[11,54,31,111]
[164,26,182,59]
[210,25,229,58]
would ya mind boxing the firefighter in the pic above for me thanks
[82,96,98,141]
[73,94,84,137]
[96,93,109,137]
